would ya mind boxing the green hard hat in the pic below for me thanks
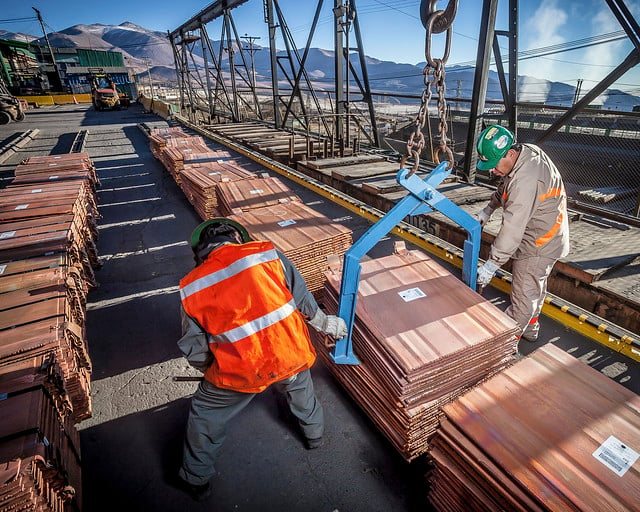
[476,125,515,171]
[189,218,251,250]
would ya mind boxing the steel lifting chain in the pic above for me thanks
[403,0,458,176]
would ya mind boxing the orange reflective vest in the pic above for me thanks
[179,241,316,393]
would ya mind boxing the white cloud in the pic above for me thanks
[576,5,626,99]
[519,0,568,101]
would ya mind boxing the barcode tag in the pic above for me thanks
[592,435,639,477]
[49,175,59,179]
[31,189,42,193]
[277,219,296,227]
[15,204,29,210]
[398,288,427,302]
[1,231,16,239]
[249,189,264,195]
[208,172,220,176]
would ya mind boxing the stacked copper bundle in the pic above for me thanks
[216,176,301,216]
[0,154,98,511]
[148,126,191,158]
[12,152,99,188]
[428,343,640,511]
[0,388,82,510]
[156,136,211,185]
[180,161,255,220]
[315,248,520,461]
[230,202,352,295]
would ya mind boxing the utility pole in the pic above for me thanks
[32,7,63,91]
[241,34,261,90]
[144,59,155,99]
[573,79,583,106]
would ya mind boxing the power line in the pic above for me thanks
[0,16,37,24]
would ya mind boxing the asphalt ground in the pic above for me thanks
[1,103,637,512]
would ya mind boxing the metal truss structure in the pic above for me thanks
[168,0,380,148]
[463,0,639,184]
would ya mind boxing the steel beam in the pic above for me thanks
[463,0,499,183]
[169,0,249,38]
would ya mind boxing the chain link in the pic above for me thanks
[404,1,457,176]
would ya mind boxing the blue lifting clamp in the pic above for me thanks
[331,161,482,365]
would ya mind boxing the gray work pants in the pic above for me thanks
[178,368,323,485]
[506,255,556,341]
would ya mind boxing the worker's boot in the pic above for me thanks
[177,477,211,501]
[305,437,324,450]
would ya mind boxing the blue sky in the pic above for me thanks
[2,0,639,94]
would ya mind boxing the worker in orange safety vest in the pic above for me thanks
[475,125,570,342]
[176,218,347,500]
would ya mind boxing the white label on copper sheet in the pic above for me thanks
[208,172,220,176]
[277,219,296,227]
[31,189,42,193]
[0,265,5,275]
[0,231,16,239]
[398,287,427,302]
[49,175,59,179]
[249,189,264,195]
[593,435,639,477]
[15,204,29,210]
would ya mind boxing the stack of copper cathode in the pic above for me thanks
[427,343,640,511]
[0,153,98,510]
[216,176,301,216]
[156,135,210,186]
[150,129,353,296]
[180,160,255,220]
[316,247,520,461]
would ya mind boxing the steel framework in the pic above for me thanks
[168,0,379,147]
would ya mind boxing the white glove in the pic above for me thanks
[308,309,348,339]
[476,209,491,227]
[477,259,500,287]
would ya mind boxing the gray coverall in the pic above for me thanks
[177,247,324,486]
[480,144,570,340]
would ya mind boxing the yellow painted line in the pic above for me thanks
[179,117,640,362]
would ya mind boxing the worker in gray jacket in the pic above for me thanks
[176,218,346,500]
[475,125,570,341]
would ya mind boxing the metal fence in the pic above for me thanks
[415,104,640,220]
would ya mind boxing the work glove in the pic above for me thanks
[477,259,500,288]
[308,308,348,339]
[476,209,491,227]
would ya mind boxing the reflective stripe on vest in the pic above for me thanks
[217,299,296,343]
[538,187,563,202]
[535,187,566,247]
[536,210,564,247]
[180,248,279,300]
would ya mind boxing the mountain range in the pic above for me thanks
[2,22,638,111]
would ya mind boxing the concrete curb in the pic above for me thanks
[0,128,40,164]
